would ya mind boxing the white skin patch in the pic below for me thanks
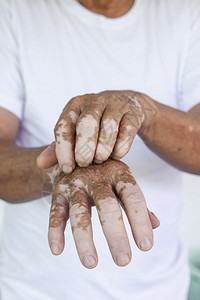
[47,165,61,184]
[102,119,118,137]
[116,181,127,194]
[115,136,132,157]
[69,203,90,235]
[57,184,70,198]
[56,119,67,132]
[127,95,142,110]
[126,125,133,131]
[97,197,121,229]
[55,118,76,171]
[76,115,97,138]
[95,119,118,160]
[56,120,67,144]
[73,179,84,188]
[116,182,142,203]
[59,181,88,198]
[73,179,89,194]
[59,184,70,193]
[189,125,194,132]
[69,111,79,124]
[126,95,145,123]
[95,143,112,160]
[56,140,74,168]
[75,115,98,164]
[55,119,75,168]
[49,196,66,219]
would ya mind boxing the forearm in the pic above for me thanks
[139,98,200,174]
[0,141,52,203]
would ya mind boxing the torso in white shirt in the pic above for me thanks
[1,0,200,299]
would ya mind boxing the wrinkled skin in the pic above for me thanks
[48,159,160,269]
[38,91,157,173]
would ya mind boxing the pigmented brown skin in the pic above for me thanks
[51,159,132,219]
[140,102,200,174]
[0,140,50,203]
[39,92,200,175]
[48,159,159,269]
[53,91,157,171]
[78,0,135,18]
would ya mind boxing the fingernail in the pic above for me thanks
[116,254,130,266]
[82,255,96,268]
[140,238,152,251]
[50,242,60,255]
[62,164,73,173]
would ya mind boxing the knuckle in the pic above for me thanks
[125,193,145,207]
[97,198,119,214]
[77,118,97,132]
[66,96,77,107]
[54,119,67,135]
[50,203,66,217]
[49,216,63,228]
[69,203,87,217]
[49,203,67,228]
[67,96,82,109]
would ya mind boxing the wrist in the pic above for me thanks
[136,93,158,139]
[39,164,61,198]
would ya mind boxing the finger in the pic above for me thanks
[48,194,69,255]
[75,107,103,167]
[148,210,160,229]
[117,197,160,230]
[91,183,131,267]
[94,106,122,164]
[37,142,57,169]
[54,104,80,173]
[114,169,153,251]
[69,189,98,269]
[111,112,139,160]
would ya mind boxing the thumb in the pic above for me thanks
[37,142,57,169]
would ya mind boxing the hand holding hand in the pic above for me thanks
[37,91,156,172]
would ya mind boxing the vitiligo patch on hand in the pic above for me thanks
[69,111,78,124]
[75,115,98,166]
[54,91,153,171]
[48,159,155,263]
[49,160,138,231]
[47,164,62,184]
[55,119,75,171]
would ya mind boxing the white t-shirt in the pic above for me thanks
[0,0,200,299]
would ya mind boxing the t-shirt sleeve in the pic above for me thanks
[178,0,200,112]
[0,0,24,120]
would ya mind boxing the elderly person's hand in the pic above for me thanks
[47,159,159,269]
[37,91,156,173]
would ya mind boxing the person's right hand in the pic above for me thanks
[37,91,157,173]
[47,159,160,269]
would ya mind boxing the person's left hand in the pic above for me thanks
[37,91,156,173]
[47,159,160,269]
